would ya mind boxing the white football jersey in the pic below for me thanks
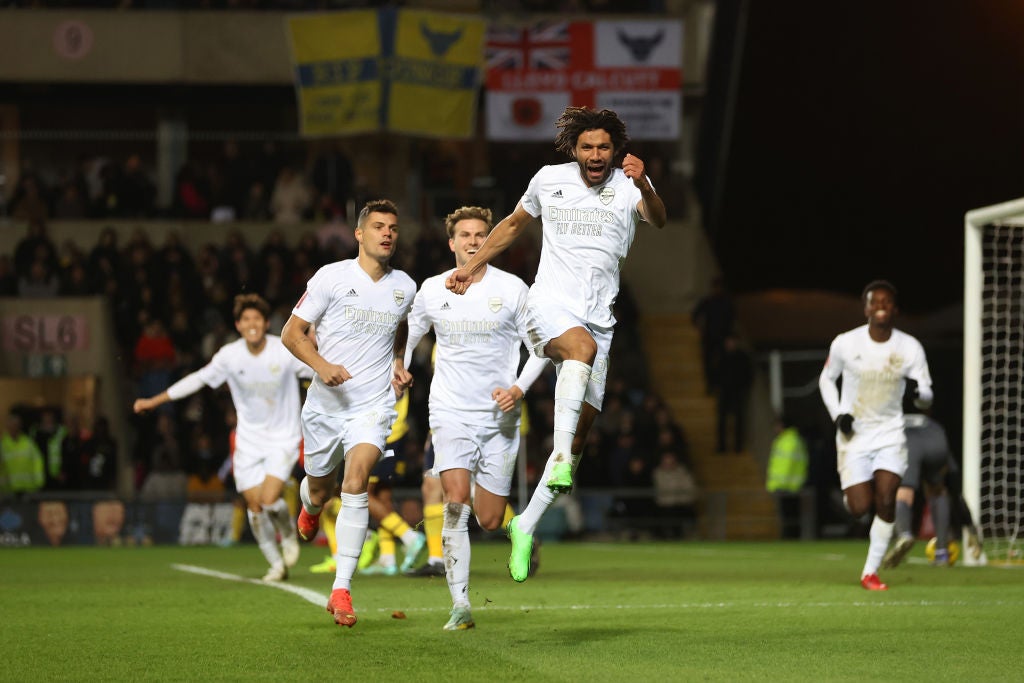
[819,325,933,450]
[407,266,530,428]
[188,335,309,453]
[292,259,416,414]
[520,162,646,328]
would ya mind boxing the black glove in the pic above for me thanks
[835,413,854,437]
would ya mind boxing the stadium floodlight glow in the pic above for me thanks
[963,197,1024,567]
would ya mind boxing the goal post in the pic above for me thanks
[963,197,1024,567]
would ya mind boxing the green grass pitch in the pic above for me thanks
[3,540,1023,681]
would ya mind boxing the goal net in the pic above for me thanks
[964,198,1024,566]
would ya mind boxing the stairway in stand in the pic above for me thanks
[640,313,779,540]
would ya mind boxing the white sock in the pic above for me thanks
[263,497,293,539]
[299,477,322,515]
[518,456,560,535]
[248,509,284,569]
[443,502,472,608]
[863,516,894,577]
[401,528,421,547]
[553,360,591,458]
[333,492,368,591]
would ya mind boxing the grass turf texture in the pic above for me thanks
[3,541,1022,682]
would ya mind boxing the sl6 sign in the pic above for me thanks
[1,314,90,353]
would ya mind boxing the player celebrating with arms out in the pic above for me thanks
[818,280,934,590]
[134,294,309,582]
[402,206,547,629]
[281,199,416,628]
[446,106,667,582]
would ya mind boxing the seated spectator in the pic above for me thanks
[10,173,50,223]
[652,451,699,538]
[139,414,187,501]
[18,259,60,298]
[270,166,312,224]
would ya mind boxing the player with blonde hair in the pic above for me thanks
[401,205,547,628]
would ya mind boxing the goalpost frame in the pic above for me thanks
[963,197,1024,565]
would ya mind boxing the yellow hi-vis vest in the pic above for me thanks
[1,433,45,493]
[766,427,808,493]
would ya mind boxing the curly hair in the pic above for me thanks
[444,206,493,238]
[232,293,270,322]
[553,106,630,158]
[357,198,399,229]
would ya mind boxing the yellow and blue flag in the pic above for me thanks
[287,9,484,138]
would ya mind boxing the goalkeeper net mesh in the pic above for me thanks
[966,202,1024,566]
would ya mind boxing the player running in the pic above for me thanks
[282,199,416,628]
[134,294,309,582]
[819,280,934,590]
[400,205,547,629]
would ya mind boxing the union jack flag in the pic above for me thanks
[486,22,571,71]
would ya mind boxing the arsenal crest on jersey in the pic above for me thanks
[393,289,406,306]
[489,297,502,313]
[599,186,615,205]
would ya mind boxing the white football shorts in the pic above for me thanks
[301,402,397,478]
[836,438,908,490]
[431,417,520,497]
[525,293,612,410]
[232,436,300,493]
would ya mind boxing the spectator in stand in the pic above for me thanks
[89,227,121,275]
[242,180,272,221]
[270,166,313,224]
[31,407,68,491]
[652,450,699,538]
[310,140,355,220]
[53,180,88,219]
[691,276,736,395]
[79,416,119,491]
[134,316,178,413]
[217,139,252,219]
[14,219,57,280]
[611,453,654,539]
[60,260,93,296]
[10,173,50,223]
[139,415,188,501]
[119,154,157,218]
[18,259,60,298]
[1,410,45,498]
[253,140,286,197]
[174,161,211,219]
[716,334,753,453]
[221,230,258,295]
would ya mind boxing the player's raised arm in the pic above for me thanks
[446,203,536,295]
[622,153,667,228]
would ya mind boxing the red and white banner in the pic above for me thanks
[485,19,683,141]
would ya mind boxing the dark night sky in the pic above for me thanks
[703,1,1024,315]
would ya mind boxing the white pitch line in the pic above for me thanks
[171,564,1024,614]
[172,563,328,606]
